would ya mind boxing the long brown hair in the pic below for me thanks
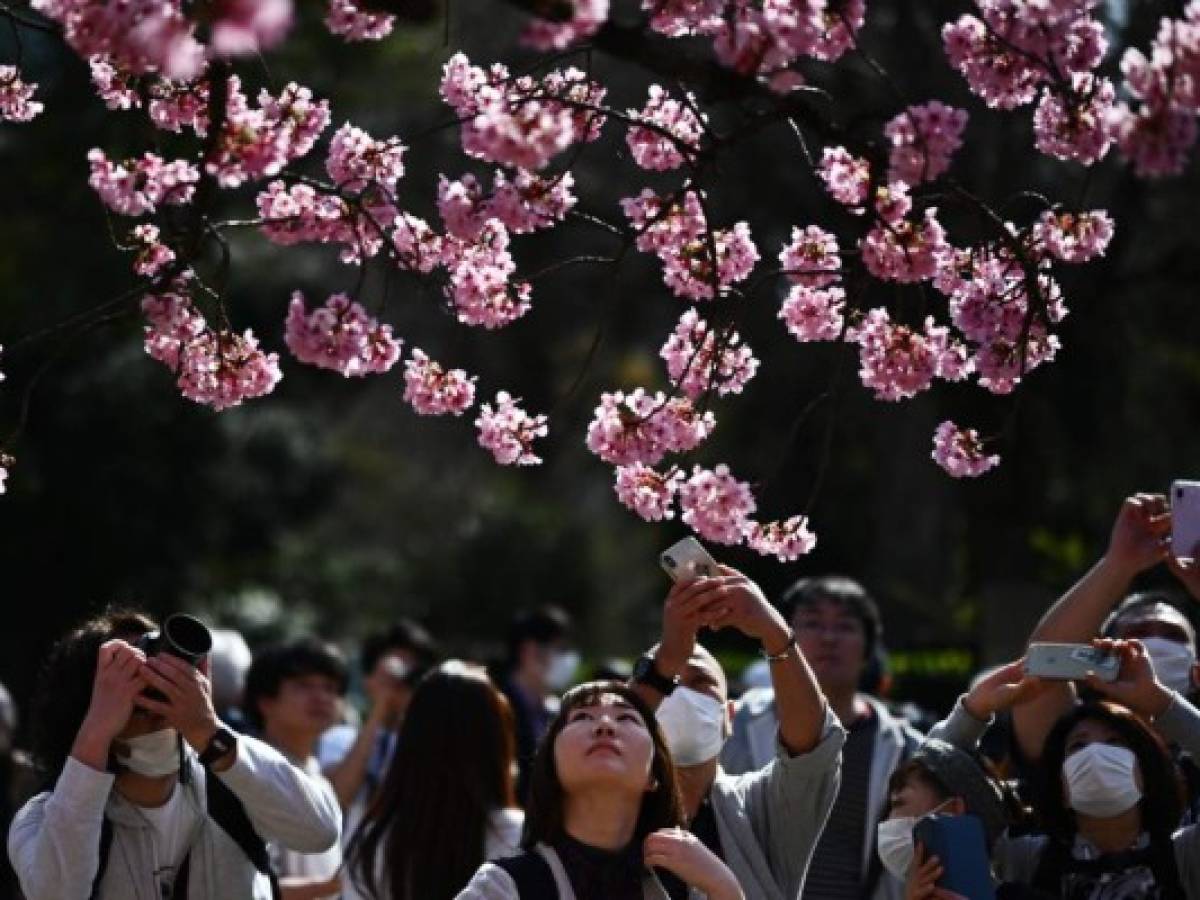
[522,680,684,849]
[347,661,517,900]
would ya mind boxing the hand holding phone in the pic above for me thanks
[660,537,720,582]
[912,815,995,900]
[1025,642,1119,683]
[1172,480,1200,561]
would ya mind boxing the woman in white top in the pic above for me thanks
[343,661,524,899]
[456,681,743,900]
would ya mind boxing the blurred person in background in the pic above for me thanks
[722,575,922,900]
[343,662,523,900]
[320,620,439,828]
[493,607,578,804]
[456,681,744,900]
[245,639,348,900]
[209,628,253,733]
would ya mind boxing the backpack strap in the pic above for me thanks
[205,772,282,900]
[493,850,558,900]
[88,817,115,900]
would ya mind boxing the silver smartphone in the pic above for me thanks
[660,537,720,582]
[1025,642,1119,682]
[1172,480,1200,560]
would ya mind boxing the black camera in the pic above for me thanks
[136,615,214,701]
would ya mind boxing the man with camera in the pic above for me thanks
[7,609,341,900]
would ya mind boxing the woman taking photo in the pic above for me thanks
[344,661,524,900]
[457,681,743,900]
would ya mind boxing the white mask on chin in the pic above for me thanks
[115,728,181,777]
[655,686,726,767]
[1141,637,1197,696]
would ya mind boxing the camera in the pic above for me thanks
[663,554,677,570]
[136,614,213,666]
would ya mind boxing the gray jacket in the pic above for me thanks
[8,736,342,900]
[722,691,921,900]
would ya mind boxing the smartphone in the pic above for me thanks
[660,537,720,582]
[1172,481,1200,561]
[1025,642,1119,682]
[913,814,996,900]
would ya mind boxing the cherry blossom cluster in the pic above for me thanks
[208,79,330,188]
[621,189,759,300]
[441,220,533,329]
[326,123,406,193]
[586,389,716,466]
[861,208,951,284]
[284,292,401,377]
[475,392,548,466]
[779,225,841,287]
[0,67,44,122]
[440,54,607,171]
[437,170,576,240]
[325,0,395,42]
[845,309,971,402]
[746,516,818,561]
[402,349,477,416]
[626,86,706,171]
[817,146,871,208]
[943,1,1114,165]
[87,150,199,217]
[884,102,969,184]
[932,420,1000,477]
[660,308,759,398]
[780,285,846,343]
[142,277,281,410]
[1111,4,1200,177]
[1031,209,1114,263]
[613,463,684,522]
[129,224,176,277]
[88,57,210,134]
[642,0,865,85]
[521,0,609,51]
[679,464,757,545]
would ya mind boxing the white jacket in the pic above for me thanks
[8,736,342,900]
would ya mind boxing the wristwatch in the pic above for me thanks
[198,726,238,768]
[632,654,678,696]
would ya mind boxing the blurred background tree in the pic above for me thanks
[1,0,1198,724]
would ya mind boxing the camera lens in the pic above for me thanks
[161,614,213,665]
[663,555,677,568]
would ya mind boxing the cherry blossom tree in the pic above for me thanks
[0,0,1195,561]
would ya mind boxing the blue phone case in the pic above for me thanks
[912,814,995,900]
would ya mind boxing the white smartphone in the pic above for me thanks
[660,537,720,582]
[1025,643,1120,682]
[1172,481,1200,560]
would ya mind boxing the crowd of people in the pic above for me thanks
[3,492,1200,899]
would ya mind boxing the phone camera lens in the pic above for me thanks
[663,555,677,568]
[1178,488,1185,499]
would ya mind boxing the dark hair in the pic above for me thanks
[523,681,684,849]
[778,575,882,660]
[29,608,156,782]
[1102,591,1195,645]
[505,606,571,668]
[1038,701,1183,841]
[243,639,349,732]
[361,618,440,677]
[347,662,517,900]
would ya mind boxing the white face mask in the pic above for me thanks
[1141,637,1196,696]
[115,728,181,777]
[1064,743,1142,818]
[545,650,580,693]
[655,686,726,767]
[877,815,917,881]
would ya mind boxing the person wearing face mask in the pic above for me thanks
[494,607,579,806]
[629,564,845,900]
[7,609,341,900]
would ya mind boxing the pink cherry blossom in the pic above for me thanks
[779,285,845,343]
[522,0,609,50]
[626,85,706,171]
[660,308,759,399]
[644,0,724,38]
[488,169,577,234]
[208,0,293,57]
[87,149,199,216]
[661,222,759,301]
[130,223,176,277]
[390,213,444,274]
[284,291,401,377]
[148,77,210,133]
[932,420,1000,478]
[621,188,706,255]
[746,516,817,561]
[256,180,388,265]
[440,220,532,328]
[861,208,951,284]
[437,174,489,240]
[326,0,394,41]
[0,66,44,122]
[326,123,407,193]
[586,389,715,466]
[89,56,140,110]
[476,392,548,466]
[941,13,1044,110]
[679,464,757,546]
[402,349,477,416]
[1032,209,1114,262]
[846,308,971,401]
[817,146,870,208]
[1032,75,1114,165]
[778,225,840,288]
[1109,100,1199,178]
[614,463,683,522]
[884,101,968,184]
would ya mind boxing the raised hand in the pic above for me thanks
[691,565,791,653]
[136,653,222,753]
[1106,494,1171,578]
[71,640,148,770]
[963,658,1049,720]
[644,828,744,900]
[1086,638,1174,719]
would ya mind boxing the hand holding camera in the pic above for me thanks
[1084,637,1175,719]
[135,652,222,754]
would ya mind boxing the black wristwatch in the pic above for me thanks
[632,654,678,696]
[198,726,238,768]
